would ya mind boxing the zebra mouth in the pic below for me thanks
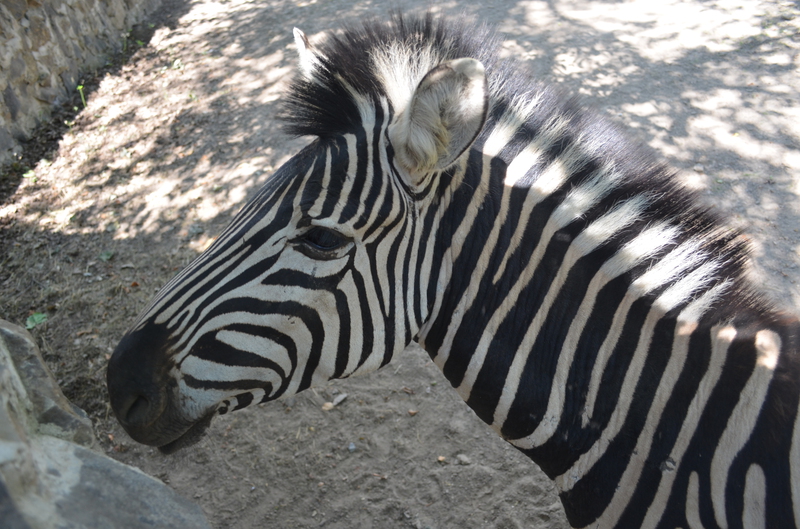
[157,412,215,455]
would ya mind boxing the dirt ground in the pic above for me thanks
[2,0,800,527]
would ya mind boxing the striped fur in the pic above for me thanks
[107,14,800,529]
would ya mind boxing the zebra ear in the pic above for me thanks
[389,58,488,185]
[293,28,323,82]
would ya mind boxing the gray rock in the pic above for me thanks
[0,320,211,529]
[0,320,94,447]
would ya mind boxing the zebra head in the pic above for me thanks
[107,16,491,453]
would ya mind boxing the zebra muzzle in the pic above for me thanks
[107,322,204,450]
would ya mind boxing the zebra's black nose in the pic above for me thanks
[112,390,160,428]
[107,324,173,444]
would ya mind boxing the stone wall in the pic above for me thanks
[0,0,162,167]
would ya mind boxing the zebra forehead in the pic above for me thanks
[281,13,502,138]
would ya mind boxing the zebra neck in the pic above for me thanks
[410,109,800,525]
[421,267,800,527]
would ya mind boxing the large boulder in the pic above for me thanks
[0,319,211,529]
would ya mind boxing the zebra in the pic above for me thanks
[106,13,800,529]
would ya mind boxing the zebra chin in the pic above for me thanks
[115,392,264,454]
[154,410,216,454]
[155,388,269,453]
[109,392,217,453]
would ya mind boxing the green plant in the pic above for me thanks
[25,313,47,329]
[22,169,36,183]
[77,85,86,108]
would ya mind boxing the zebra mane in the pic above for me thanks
[281,13,510,137]
[279,13,677,195]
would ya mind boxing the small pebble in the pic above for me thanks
[321,402,334,411]
[693,164,704,173]
[348,442,357,452]
[456,454,471,465]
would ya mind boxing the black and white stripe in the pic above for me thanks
[108,13,800,528]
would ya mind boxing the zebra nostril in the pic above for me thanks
[125,395,153,425]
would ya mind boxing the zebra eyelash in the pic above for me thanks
[291,225,354,260]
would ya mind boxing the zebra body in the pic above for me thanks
[107,14,800,529]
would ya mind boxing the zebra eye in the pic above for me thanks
[295,226,350,257]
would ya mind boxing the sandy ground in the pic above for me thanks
[1,0,799,527]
